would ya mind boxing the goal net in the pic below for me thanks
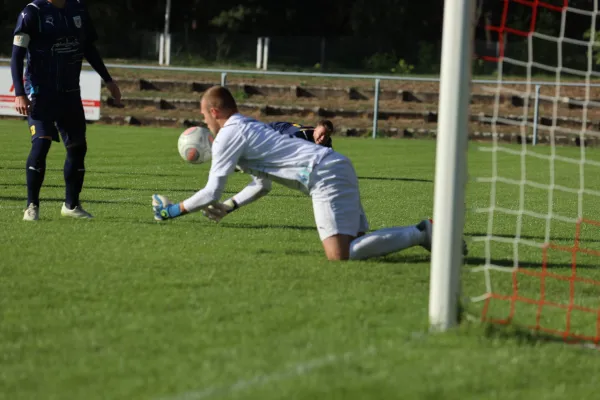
[468,0,600,344]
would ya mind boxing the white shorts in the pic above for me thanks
[309,152,369,241]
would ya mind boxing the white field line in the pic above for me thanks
[158,346,377,400]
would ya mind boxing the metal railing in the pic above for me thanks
[1,58,597,139]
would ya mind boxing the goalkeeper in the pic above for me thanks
[152,86,441,261]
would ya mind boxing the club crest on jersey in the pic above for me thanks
[73,16,82,28]
[45,15,54,26]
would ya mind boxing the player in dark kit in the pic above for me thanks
[268,120,334,148]
[11,0,122,221]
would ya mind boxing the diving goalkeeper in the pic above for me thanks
[152,86,441,261]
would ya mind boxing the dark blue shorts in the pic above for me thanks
[28,91,86,147]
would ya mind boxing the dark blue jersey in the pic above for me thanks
[13,0,99,95]
[268,122,333,148]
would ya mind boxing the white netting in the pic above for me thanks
[469,0,600,343]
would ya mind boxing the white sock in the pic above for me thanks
[349,225,424,260]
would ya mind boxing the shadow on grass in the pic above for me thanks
[0,183,304,197]
[481,322,596,347]
[467,232,600,244]
[358,176,433,183]
[255,248,321,256]
[464,256,598,269]
[339,251,599,268]
[0,167,186,178]
[0,195,146,205]
[221,222,315,231]
[367,253,431,264]
[2,169,434,183]
[109,219,317,231]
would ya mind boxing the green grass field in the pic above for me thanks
[1,119,599,400]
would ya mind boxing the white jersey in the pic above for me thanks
[210,113,333,194]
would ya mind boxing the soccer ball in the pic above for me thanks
[178,126,214,164]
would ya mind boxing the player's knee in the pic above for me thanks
[348,242,362,260]
[322,234,352,261]
[66,141,87,151]
[324,244,349,260]
[258,186,271,197]
[258,179,272,196]
[66,142,87,162]
[27,137,52,168]
[348,232,366,260]
[348,235,372,260]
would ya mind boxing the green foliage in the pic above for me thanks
[364,52,398,72]
[1,0,591,76]
[214,33,232,62]
[393,59,415,75]
[171,53,208,66]
[471,58,500,77]
[415,42,438,74]
[210,5,261,32]
[363,52,415,74]
[535,8,560,36]
[584,29,600,66]
[209,5,264,62]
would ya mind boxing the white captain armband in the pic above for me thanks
[13,33,30,48]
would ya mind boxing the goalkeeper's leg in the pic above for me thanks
[311,153,432,261]
[348,221,431,260]
[312,177,430,261]
[319,222,430,261]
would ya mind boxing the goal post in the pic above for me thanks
[428,0,475,331]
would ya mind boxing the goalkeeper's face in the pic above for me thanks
[313,125,328,145]
[200,99,221,135]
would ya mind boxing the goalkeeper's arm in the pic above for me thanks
[201,175,271,222]
[220,176,272,213]
[154,174,271,221]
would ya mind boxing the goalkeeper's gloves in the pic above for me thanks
[202,199,238,223]
[152,194,185,221]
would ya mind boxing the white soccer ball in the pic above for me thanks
[178,126,214,164]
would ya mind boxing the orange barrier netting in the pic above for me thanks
[481,219,600,344]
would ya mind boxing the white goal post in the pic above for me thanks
[428,0,475,331]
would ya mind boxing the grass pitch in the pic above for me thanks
[1,119,599,400]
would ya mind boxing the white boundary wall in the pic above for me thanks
[0,66,102,121]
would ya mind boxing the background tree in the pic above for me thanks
[1,0,591,73]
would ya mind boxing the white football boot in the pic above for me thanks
[417,219,469,256]
[417,219,433,252]
[23,203,39,221]
[61,202,93,219]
